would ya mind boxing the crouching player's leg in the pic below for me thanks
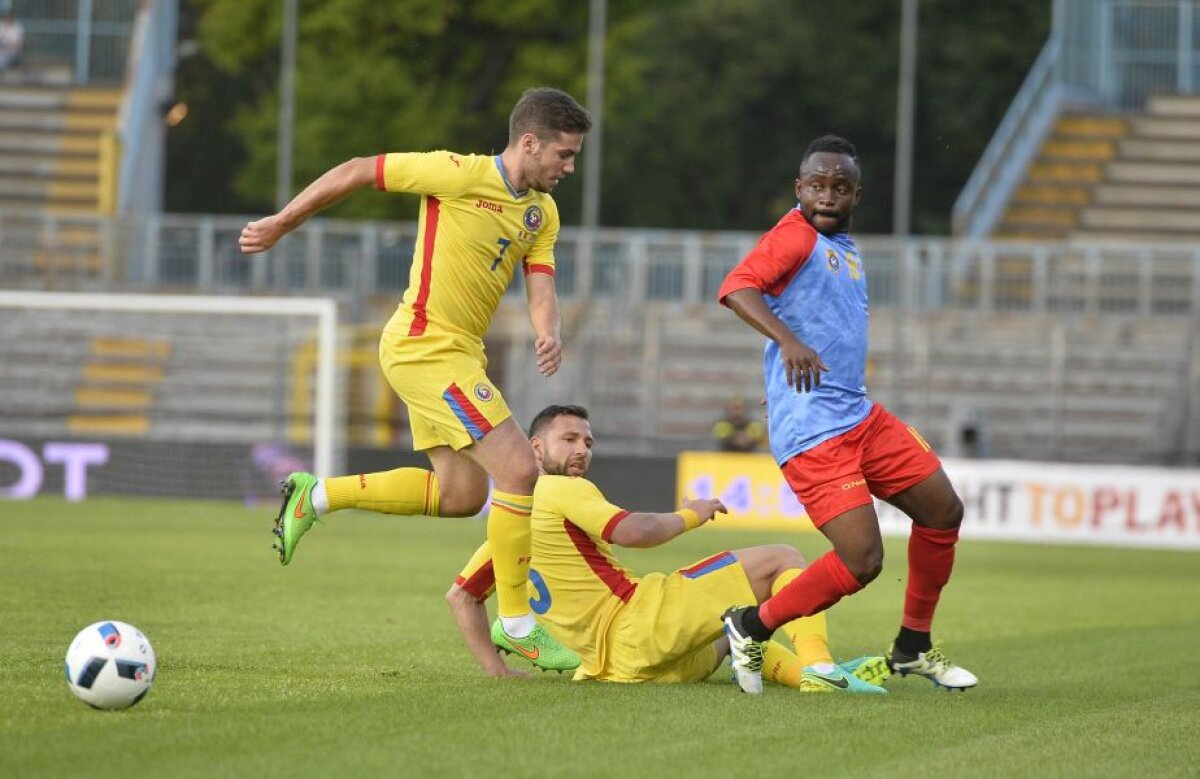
[729,544,888,694]
[604,546,886,695]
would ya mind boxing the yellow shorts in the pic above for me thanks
[599,551,757,683]
[378,330,513,451]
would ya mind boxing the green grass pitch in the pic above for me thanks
[2,496,1198,777]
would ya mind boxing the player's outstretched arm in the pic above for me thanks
[609,498,727,549]
[526,272,562,377]
[239,156,377,254]
[722,288,829,393]
[444,583,526,678]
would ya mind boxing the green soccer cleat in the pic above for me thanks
[272,472,320,566]
[490,619,581,673]
[839,655,893,687]
[798,663,888,695]
[887,643,978,691]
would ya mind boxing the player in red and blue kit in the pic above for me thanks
[716,135,978,693]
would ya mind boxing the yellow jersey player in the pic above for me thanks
[239,87,592,671]
[446,404,891,694]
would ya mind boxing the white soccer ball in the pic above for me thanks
[64,621,157,710]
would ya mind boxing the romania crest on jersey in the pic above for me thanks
[523,205,544,232]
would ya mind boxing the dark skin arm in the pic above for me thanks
[723,288,828,393]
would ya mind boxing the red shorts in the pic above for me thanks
[780,404,941,528]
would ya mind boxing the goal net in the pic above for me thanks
[0,291,341,504]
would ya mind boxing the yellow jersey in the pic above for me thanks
[375,151,560,342]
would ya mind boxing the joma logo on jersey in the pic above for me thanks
[475,199,504,213]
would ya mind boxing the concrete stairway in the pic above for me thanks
[996,115,1128,239]
[1078,94,1200,241]
[0,86,120,213]
[0,87,121,280]
[996,94,1200,243]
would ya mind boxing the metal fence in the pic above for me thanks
[956,0,1200,237]
[4,209,1200,321]
[1060,0,1200,107]
[10,0,143,84]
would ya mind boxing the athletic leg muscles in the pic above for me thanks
[731,544,806,603]
[820,504,886,584]
[424,446,490,517]
[459,418,538,494]
[883,467,963,529]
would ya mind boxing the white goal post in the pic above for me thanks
[0,291,339,494]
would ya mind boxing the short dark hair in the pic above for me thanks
[529,404,590,439]
[801,134,858,169]
[509,88,592,144]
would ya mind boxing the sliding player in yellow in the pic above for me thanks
[239,88,592,671]
[446,404,890,694]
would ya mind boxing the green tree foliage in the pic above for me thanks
[169,0,1049,233]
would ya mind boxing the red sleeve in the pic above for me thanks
[600,510,631,543]
[374,154,387,191]
[718,212,818,305]
[522,259,556,277]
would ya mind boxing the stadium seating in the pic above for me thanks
[504,300,1197,465]
[0,86,121,282]
[0,309,305,446]
[997,95,1200,243]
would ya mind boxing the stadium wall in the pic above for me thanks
[4,435,1196,550]
[0,437,679,513]
[678,452,1200,550]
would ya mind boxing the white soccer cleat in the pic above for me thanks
[887,644,978,691]
[722,606,765,695]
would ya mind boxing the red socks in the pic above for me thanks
[902,524,959,632]
[759,551,863,631]
[758,525,960,633]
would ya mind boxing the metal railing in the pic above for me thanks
[1061,0,1200,107]
[956,0,1200,237]
[952,39,1069,238]
[117,0,176,213]
[5,209,1200,319]
[2,208,1198,464]
[10,0,142,84]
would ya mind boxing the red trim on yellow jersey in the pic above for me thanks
[408,196,440,336]
[564,519,637,603]
[600,510,631,543]
[522,261,556,277]
[456,560,495,602]
[374,154,386,191]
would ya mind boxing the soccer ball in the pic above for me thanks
[64,621,156,710]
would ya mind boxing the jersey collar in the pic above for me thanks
[494,156,529,200]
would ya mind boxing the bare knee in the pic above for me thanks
[841,544,884,585]
[495,458,539,496]
[938,493,965,529]
[770,544,806,573]
[439,494,486,517]
[438,477,489,517]
[916,493,964,531]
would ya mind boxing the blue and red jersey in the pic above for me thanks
[718,208,872,465]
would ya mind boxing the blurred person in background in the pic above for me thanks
[239,87,591,672]
[712,394,767,452]
[0,8,24,74]
[717,135,977,694]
